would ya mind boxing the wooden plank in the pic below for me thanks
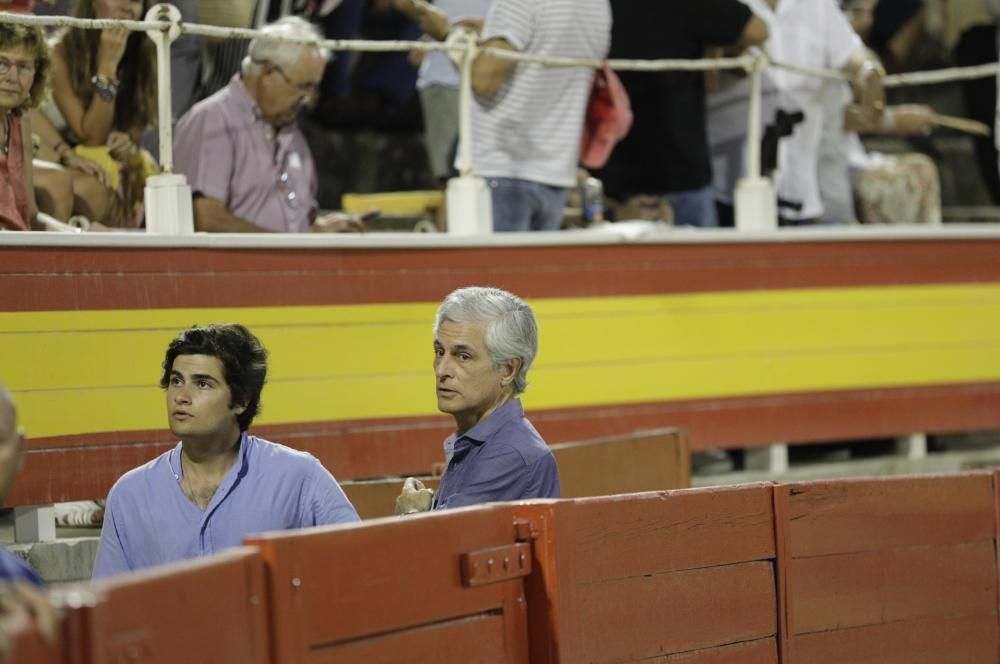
[788,542,997,635]
[779,474,996,557]
[8,626,62,664]
[309,613,509,664]
[79,547,270,664]
[550,427,690,497]
[791,611,999,663]
[570,484,775,581]
[645,638,778,663]
[576,561,777,661]
[247,505,528,664]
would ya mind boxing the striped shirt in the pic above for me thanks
[471,0,612,188]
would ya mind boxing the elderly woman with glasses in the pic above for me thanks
[0,23,49,231]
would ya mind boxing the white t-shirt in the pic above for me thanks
[471,0,611,188]
[713,0,862,219]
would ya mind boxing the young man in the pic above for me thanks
[396,287,559,514]
[93,324,359,578]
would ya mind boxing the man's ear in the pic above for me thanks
[500,357,523,386]
[232,401,248,416]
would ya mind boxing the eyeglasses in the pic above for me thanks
[0,57,36,79]
[267,61,320,96]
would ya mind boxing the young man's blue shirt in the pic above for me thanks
[93,433,359,578]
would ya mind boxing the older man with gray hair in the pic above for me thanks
[173,17,363,233]
[396,286,559,514]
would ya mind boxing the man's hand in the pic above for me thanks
[311,212,366,233]
[395,477,434,515]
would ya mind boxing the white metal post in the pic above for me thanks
[142,4,194,234]
[735,52,777,231]
[445,29,493,235]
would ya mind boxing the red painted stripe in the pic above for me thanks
[9,381,1000,505]
[2,240,1000,310]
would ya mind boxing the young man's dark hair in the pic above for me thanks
[159,324,268,431]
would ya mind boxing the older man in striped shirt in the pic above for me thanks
[469,0,611,232]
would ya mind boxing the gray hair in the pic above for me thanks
[241,16,330,78]
[434,287,538,396]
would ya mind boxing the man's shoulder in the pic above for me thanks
[486,413,551,467]
[176,85,238,134]
[245,435,322,475]
[107,448,173,498]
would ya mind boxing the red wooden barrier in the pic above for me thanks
[514,483,779,663]
[245,506,531,664]
[52,547,269,664]
[774,473,1000,663]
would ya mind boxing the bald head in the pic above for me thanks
[0,385,23,503]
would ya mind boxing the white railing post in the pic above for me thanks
[445,29,493,235]
[735,51,777,231]
[142,3,194,234]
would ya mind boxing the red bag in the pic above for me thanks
[579,63,633,169]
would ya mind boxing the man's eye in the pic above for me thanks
[458,353,471,361]
[434,347,444,357]
[197,381,210,388]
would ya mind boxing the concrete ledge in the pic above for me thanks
[9,537,98,584]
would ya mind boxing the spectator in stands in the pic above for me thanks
[396,287,559,514]
[41,0,159,228]
[467,0,611,232]
[709,0,885,225]
[393,0,493,186]
[174,17,365,233]
[597,0,768,228]
[0,23,48,231]
[93,324,359,578]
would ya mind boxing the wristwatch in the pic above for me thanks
[91,74,119,102]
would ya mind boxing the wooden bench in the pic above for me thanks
[774,473,1000,663]
[245,505,532,664]
[514,483,779,663]
[341,427,689,519]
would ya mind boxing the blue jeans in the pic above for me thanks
[664,185,718,228]
[488,178,568,232]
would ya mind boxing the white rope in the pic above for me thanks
[6,10,1000,86]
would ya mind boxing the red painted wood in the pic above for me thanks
[3,239,1000,310]
[246,505,529,664]
[514,486,777,664]
[653,639,778,663]
[80,547,270,664]
[575,561,777,661]
[309,614,510,664]
[11,381,1000,506]
[789,542,997,634]
[569,484,775,580]
[780,474,996,557]
[791,611,999,664]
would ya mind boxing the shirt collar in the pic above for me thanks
[229,74,267,124]
[168,431,251,483]
[456,398,523,445]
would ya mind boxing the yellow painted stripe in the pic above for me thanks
[3,284,1000,438]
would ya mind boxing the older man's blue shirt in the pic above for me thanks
[434,398,559,509]
[93,433,359,578]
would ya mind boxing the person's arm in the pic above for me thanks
[18,116,41,231]
[735,15,769,51]
[0,582,60,660]
[192,196,272,233]
[435,445,528,509]
[51,28,128,147]
[471,37,517,97]
[393,0,451,40]
[91,493,131,578]
[306,459,360,525]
